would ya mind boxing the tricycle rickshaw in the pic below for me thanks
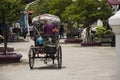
[28,14,62,69]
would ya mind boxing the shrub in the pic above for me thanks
[93,26,112,42]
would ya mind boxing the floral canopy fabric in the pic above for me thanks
[32,14,61,24]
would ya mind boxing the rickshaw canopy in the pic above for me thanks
[32,14,61,24]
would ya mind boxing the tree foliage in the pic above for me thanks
[0,0,25,25]
[62,0,113,26]
[31,0,51,16]
[0,0,25,54]
[31,0,72,20]
[29,0,113,25]
[98,0,113,20]
[48,0,72,19]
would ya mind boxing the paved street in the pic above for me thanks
[0,39,117,80]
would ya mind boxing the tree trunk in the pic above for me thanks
[82,23,92,43]
[86,27,92,43]
[2,10,7,55]
[103,19,112,30]
[3,24,7,55]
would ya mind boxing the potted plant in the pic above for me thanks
[0,0,25,63]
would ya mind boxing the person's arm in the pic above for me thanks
[44,24,47,33]
[52,27,58,32]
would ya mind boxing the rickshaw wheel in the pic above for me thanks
[57,45,62,68]
[28,45,35,69]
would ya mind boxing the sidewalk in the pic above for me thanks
[0,39,117,80]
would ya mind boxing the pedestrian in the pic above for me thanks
[13,21,21,40]
[59,24,64,39]
[29,23,33,38]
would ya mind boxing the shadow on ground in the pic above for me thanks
[32,64,66,70]
[0,59,28,67]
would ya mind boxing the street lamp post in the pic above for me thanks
[109,10,120,80]
[24,1,35,41]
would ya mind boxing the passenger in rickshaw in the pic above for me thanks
[43,20,58,44]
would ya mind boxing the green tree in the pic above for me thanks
[98,0,113,30]
[30,0,72,19]
[62,0,99,24]
[0,0,25,54]
[62,0,113,42]
[28,0,113,42]
[48,0,72,19]
[62,0,99,41]
[31,0,51,16]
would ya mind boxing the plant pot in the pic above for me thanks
[0,53,22,63]
[0,47,14,52]
[65,39,83,43]
[80,42,101,46]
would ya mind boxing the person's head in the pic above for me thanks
[43,20,47,24]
